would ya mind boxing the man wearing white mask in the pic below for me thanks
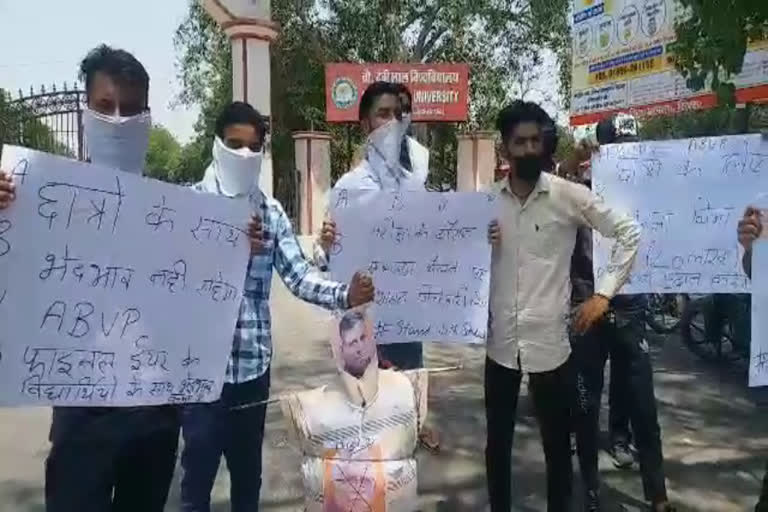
[182,101,375,512]
[314,81,441,451]
[0,45,177,512]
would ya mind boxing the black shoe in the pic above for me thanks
[584,489,600,512]
[611,441,634,469]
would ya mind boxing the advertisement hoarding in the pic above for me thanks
[570,0,768,125]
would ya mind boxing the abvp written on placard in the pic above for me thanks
[0,146,250,407]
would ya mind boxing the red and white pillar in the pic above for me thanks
[202,0,278,197]
[293,132,332,236]
[456,131,496,191]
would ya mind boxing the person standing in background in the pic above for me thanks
[565,114,675,512]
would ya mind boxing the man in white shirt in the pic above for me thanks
[315,81,441,451]
[485,101,641,512]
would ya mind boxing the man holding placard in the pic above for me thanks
[485,101,643,512]
[0,45,178,512]
[314,81,443,451]
[737,206,768,512]
[180,101,374,512]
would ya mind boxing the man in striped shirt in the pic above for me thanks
[180,102,374,512]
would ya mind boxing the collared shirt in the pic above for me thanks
[487,173,640,373]
[192,180,349,384]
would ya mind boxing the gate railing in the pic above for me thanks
[1,83,85,160]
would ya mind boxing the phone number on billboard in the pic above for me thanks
[589,57,660,85]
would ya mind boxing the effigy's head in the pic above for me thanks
[333,307,377,379]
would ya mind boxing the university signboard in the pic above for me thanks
[325,63,470,123]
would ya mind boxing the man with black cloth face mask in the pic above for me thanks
[484,101,641,511]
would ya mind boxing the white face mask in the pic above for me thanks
[212,136,263,197]
[366,119,407,186]
[83,107,151,175]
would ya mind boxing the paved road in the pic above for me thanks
[1,277,767,511]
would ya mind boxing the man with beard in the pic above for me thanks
[0,44,178,512]
[484,101,641,511]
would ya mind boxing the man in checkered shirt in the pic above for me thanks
[180,102,374,512]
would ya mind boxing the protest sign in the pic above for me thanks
[592,133,767,294]
[0,146,250,406]
[750,241,768,387]
[329,189,495,344]
[569,0,768,125]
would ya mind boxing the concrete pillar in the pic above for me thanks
[293,132,332,236]
[202,0,278,197]
[456,131,496,191]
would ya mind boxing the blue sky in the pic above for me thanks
[0,0,199,142]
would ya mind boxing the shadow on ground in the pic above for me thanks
[1,278,767,511]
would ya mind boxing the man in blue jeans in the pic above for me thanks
[181,101,374,512]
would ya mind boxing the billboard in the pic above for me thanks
[570,0,768,125]
[325,63,470,123]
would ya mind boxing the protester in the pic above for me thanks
[180,101,374,512]
[484,100,641,512]
[737,205,768,512]
[313,81,444,451]
[0,44,177,512]
[564,114,675,512]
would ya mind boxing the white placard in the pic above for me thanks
[0,146,251,406]
[593,134,767,294]
[329,189,496,344]
[751,242,768,387]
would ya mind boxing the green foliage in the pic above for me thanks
[672,0,768,103]
[172,0,233,184]
[172,0,571,195]
[145,125,182,181]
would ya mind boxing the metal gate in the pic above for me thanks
[0,83,85,160]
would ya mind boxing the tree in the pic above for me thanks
[672,0,768,103]
[173,0,571,195]
[145,125,183,182]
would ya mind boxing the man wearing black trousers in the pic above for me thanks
[567,115,675,512]
[485,101,641,511]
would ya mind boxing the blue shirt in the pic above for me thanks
[192,182,349,383]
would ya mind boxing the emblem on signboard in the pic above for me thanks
[331,77,358,110]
